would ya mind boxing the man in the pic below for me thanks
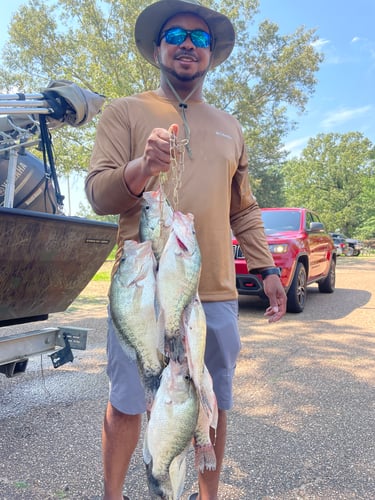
[85,1,287,499]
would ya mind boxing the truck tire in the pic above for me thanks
[346,246,354,257]
[353,249,360,256]
[318,258,336,293]
[287,262,307,313]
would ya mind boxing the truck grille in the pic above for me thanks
[232,244,244,259]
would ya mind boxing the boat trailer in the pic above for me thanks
[0,80,116,377]
[0,326,88,377]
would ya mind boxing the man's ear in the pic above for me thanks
[153,46,159,64]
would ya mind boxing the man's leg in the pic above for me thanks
[196,300,241,500]
[102,403,142,500]
[196,409,227,500]
[103,314,147,499]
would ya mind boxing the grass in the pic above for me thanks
[91,269,111,282]
[91,250,116,282]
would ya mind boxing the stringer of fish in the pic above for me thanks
[111,124,220,497]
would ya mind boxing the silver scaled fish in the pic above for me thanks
[157,211,201,361]
[182,297,218,471]
[139,188,174,263]
[182,296,209,411]
[109,239,163,409]
[143,358,199,499]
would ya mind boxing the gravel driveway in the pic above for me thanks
[1,258,374,499]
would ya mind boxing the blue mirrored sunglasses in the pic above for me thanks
[159,27,211,48]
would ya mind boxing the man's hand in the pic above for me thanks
[141,126,177,178]
[124,124,179,195]
[262,274,287,323]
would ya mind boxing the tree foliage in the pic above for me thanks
[75,201,119,223]
[1,0,322,208]
[282,132,375,238]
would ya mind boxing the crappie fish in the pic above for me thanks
[143,359,199,499]
[182,295,208,412]
[140,189,174,262]
[109,240,163,408]
[182,297,217,471]
[193,365,218,473]
[157,211,201,361]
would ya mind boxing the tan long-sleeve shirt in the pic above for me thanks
[85,91,274,301]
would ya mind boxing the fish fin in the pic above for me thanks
[169,449,188,499]
[197,386,213,419]
[157,310,166,356]
[111,324,137,361]
[210,397,219,430]
[142,432,152,466]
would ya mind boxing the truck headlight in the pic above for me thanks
[269,244,288,254]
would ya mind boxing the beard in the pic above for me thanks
[159,61,207,82]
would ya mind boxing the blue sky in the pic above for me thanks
[1,0,374,212]
[257,0,375,155]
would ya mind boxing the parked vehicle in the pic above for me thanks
[233,208,336,313]
[329,232,362,256]
[330,234,349,256]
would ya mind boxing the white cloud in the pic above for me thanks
[349,36,375,60]
[312,38,345,64]
[321,106,372,128]
[282,137,310,157]
[311,38,330,50]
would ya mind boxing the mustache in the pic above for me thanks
[174,50,198,61]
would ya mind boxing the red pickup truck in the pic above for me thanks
[232,207,336,313]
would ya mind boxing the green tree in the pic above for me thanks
[1,0,322,207]
[282,132,375,236]
[75,201,119,223]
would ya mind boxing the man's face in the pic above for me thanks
[156,13,212,82]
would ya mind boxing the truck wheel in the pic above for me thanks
[346,246,354,256]
[287,262,307,313]
[353,250,360,256]
[318,258,336,293]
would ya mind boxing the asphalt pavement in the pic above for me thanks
[0,258,374,499]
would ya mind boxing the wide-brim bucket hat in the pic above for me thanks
[135,0,235,69]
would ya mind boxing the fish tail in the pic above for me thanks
[165,335,185,362]
[194,443,217,473]
[143,373,162,411]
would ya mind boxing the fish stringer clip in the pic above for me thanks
[159,127,188,212]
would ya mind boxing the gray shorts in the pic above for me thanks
[106,300,241,414]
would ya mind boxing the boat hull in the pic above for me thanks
[0,208,117,326]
